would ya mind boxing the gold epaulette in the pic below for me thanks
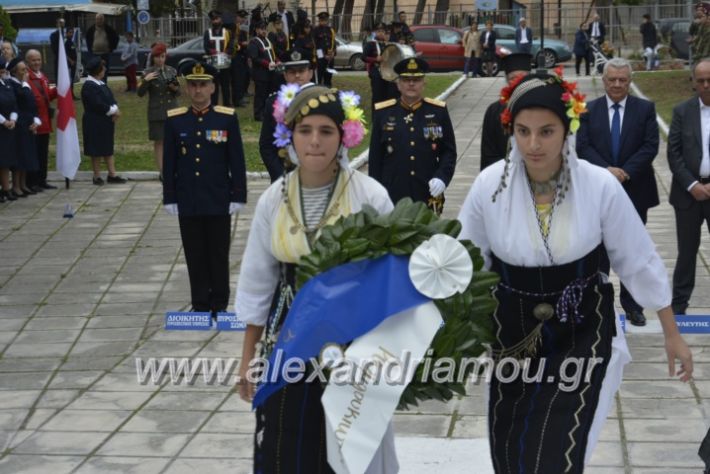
[166,107,188,117]
[214,105,236,115]
[374,99,397,110]
[424,97,446,107]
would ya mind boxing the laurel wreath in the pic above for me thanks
[296,198,499,410]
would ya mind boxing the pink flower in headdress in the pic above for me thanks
[273,100,286,124]
[341,120,365,148]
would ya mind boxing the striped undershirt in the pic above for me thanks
[301,182,335,229]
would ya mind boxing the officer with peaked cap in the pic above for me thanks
[162,60,247,316]
[480,53,532,170]
[259,51,314,181]
[313,11,336,86]
[369,57,457,215]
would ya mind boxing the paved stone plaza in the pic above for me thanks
[0,75,709,473]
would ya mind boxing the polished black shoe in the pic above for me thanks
[30,185,44,193]
[4,190,17,201]
[11,190,27,198]
[41,182,58,190]
[21,187,36,195]
[0,191,5,203]
[92,177,105,186]
[626,310,646,327]
[106,175,127,184]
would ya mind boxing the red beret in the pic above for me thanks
[151,42,167,56]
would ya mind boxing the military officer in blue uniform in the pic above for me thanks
[258,51,313,182]
[369,57,457,214]
[162,60,247,316]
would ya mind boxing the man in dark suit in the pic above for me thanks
[480,53,532,170]
[667,58,710,315]
[163,60,247,316]
[515,17,533,54]
[587,14,606,45]
[313,12,336,87]
[577,57,659,325]
[480,20,497,76]
[369,57,456,215]
[276,1,295,40]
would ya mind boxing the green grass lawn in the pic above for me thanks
[633,70,695,125]
[50,73,460,173]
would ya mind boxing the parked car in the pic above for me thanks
[410,25,511,75]
[669,20,690,60]
[165,37,205,71]
[487,23,572,67]
[658,17,689,42]
[81,36,151,76]
[335,36,365,70]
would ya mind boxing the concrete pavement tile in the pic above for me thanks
[166,458,252,474]
[23,409,58,429]
[449,415,487,438]
[0,390,41,408]
[0,409,29,431]
[95,302,155,316]
[631,469,705,473]
[102,292,160,304]
[627,442,706,468]
[78,328,143,342]
[96,432,191,457]
[48,371,107,390]
[0,331,19,343]
[69,341,135,358]
[120,410,210,433]
[0,293,52,305]
[45,292,105,305]
[180,433,252,458]
[583,468,624,474]
[12,431,108,455]
[73,456,171,474]
[85,315,149,329]
[40,409,132,432]
[3,341,73,358]
[66,390,153,411]
[0,318,26,331]
[1,429,35,449]
[14,329,82,344]
[132,341,208,358]
[23,316,87,330]
[620,398,706,419]
[199,411,254,434]
[92,372,162,392]
[35,303,96,317]
[619,381,695,399]
[587,441,624,467]
[35,389,81,408]
[0,372,52,390]
[0,305,38,318]
[393,413,452,437]
[217,393,252,412]
[61,356,124,371]
[623,418,707,442]
[142,391,229,411]
[0,454,84,474]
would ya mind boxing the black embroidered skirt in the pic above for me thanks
[488,245,616,474]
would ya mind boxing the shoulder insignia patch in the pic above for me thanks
[424,97,446,107]
[374,99,397,110]
[166,106,188,117]
[214,105,236,115]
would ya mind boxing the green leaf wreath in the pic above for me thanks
[296,198,499,410]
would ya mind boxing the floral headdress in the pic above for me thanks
[272,83,367,150]
[499,67,587,134]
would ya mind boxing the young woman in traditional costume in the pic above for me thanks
[458,71,694,473]
[235,84,397,472]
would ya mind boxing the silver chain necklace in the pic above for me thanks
[527,175,557,265]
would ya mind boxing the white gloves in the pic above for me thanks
[428,178,446,198]
[164,204,178,216]
[229,202,245,215]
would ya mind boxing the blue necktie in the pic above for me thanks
[611,103,621,165]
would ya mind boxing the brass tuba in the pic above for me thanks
[379,43,416,82]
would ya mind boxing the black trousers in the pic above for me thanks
[600,207,647,314]
[253,79,270,121]
[28,133,50,187]
[230,56,247,105]
[672,200,710,313]
[211,68,232,106]
[575,54,591,75]
[316,58,332,87]
[178,215,231,312]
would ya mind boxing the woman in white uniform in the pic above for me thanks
[235,84,396,472]
[458,71,693,473]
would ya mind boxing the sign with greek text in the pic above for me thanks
[165,312,212,330]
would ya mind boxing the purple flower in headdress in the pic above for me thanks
[273,122,292,148]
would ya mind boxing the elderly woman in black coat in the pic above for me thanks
[0,59,18,202]
[81,57,125,185]
[8,58,40,198]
